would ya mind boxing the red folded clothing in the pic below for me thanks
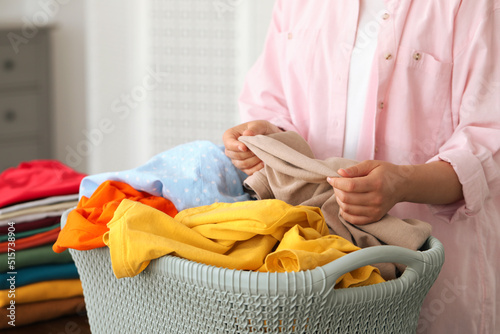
[0,160,87,209]
[0,226,61,253]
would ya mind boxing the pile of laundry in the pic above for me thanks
[54,133,432,290]
[0,160,87,328]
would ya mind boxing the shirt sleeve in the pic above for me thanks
[238,0,299,133]
[428,8,500,217]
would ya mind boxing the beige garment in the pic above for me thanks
[239,132,432,279]
[0,201,79,220]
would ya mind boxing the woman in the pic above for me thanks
[223,1,500,333]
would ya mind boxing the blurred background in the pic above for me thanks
[0,0,275,174]
[0,2,275,332]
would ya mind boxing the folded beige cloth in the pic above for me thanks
[239,131,432,279]
[0,201,79,220]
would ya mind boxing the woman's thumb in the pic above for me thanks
[242,121,268,137]
[338,160,376,178]
[241,129,256,136]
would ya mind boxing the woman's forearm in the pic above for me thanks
[399,161,464,205]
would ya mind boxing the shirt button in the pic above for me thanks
[413,52,422,61]
[379,102,385,109]
[288,33,293,40]
[375,146,379,153]
[382,13,390,20]
[385,54,393,60]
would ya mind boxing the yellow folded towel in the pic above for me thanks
[0,279,83,307]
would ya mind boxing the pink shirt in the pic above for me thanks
[239,1,500,333]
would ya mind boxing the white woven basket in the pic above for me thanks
[66,212,444,333]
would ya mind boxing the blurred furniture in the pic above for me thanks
[0,25,52,171]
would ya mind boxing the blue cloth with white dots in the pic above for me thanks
[79,141,252,211]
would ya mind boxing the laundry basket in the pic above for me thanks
[65,211,444,334]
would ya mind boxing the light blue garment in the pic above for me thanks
[79,141,252,211]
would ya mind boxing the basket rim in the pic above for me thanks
[142,236,444,298]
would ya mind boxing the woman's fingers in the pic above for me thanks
[230,155,263,171]
[223,120,282,174]
[224,148,254,161]
[222,126,248,152]
[335,190,385,224]
[241,161,265,176]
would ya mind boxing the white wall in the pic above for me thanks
[148,0,276,156]
[51,0,87,173]
[85,0,150,174]
[0,0,276,175]
[0,0,27,20]
[235,0,276,96]
[148,0,240,155]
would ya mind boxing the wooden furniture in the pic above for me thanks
[0,26,52,171]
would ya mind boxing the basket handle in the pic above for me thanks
[321,243,430,285]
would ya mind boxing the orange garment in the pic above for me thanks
[52,180,177,253]
[0,227,60,253]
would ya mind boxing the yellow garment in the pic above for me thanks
[104,198,326,277]
[261,225,385,288]
[104,199,384,288]
[0,279,83,307]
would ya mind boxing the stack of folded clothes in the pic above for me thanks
[0,160,87,329]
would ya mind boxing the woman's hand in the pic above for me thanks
[327,160,404,225]
[223,120,283,175]
[327,160,463,225]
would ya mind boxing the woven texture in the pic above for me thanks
[150,0,239,153]
[70,236,443,333]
